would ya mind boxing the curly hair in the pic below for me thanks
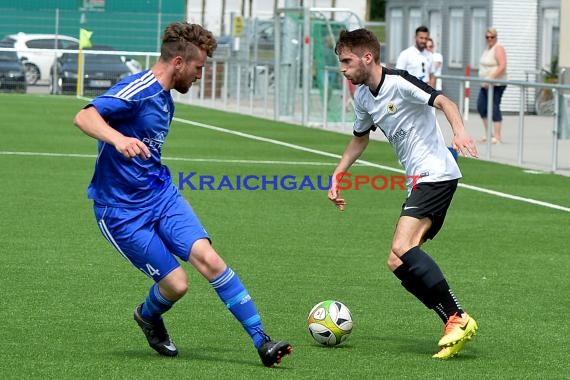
[335,29,381,64]
[161,22,217,61]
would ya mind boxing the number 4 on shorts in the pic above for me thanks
[144,263,161,277]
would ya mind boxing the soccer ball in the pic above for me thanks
[307,300,353,346]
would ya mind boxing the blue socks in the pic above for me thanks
[210,267,266,348]
[140,267,266,348]
[141,283,175,321]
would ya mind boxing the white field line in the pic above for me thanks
[173,117,570,213]
[2,115,568,212]
[0,151,341,166]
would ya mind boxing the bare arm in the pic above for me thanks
[73,106,150,160]
[328,133,370,211]
[433,61,442,72]
[433,95,478,158]
[431,60,441,88]
[429,73,436,88]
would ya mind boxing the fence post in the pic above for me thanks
[323,66,329,129]
[464,65,471,121]
[486,84,494,159]
[517,86,525,165]
[263,65,269,117]
[341,77,347,123]
[199,67,205,104]
[223,61,229,109]
[211,61,217,102]
[552,89,559,172]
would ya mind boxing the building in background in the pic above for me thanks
[385,0,563,113]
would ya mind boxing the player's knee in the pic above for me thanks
[189,240,227,280]
[387,251,401,271]
[160,269,188,300]
[203,250,226,273]
[390,240,411,257]
[167,281,188,299]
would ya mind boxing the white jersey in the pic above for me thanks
[352,67,461,191]
[396,45,434,83]
[432,52,443,91]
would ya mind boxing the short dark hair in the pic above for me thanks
[334,28,381,63]
[415,25,429,35]
[161,22,217,61]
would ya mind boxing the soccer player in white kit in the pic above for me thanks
[396,25,435,88]
[328,28,479,359]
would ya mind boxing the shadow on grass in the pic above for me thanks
[114,344,293,369]
[360,335,480,361]
[306,342,355,350]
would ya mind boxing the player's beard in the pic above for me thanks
[175,83,191,93]
[345,65,367,85]
[174,76,194,94]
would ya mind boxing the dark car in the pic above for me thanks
[0,42,27,92]
[50,45,132,95]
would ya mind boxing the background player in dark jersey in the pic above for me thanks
[328,28,479,359]
[73,22,291,367]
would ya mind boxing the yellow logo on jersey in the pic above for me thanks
[387,103,397,114]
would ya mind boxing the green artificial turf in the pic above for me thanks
[1,93,568,379]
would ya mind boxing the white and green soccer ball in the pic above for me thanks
[307,300,353,346]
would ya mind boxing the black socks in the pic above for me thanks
[394,246,463,323]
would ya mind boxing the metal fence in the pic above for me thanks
[3,7,569,173]
[0,7,184,53]
[441,74,570,172]
[0,42,350,124]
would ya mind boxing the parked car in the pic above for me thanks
[0,42,26,92]
[121,56,143,74]
[49,45,132,95]
[0,32,79,85]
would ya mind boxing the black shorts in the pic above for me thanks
[400,179,459,241]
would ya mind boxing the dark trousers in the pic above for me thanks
[477,85,507,122]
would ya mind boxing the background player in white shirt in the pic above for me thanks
[329,28,479,359]
[396,25,435,88]
[427,37,443,91]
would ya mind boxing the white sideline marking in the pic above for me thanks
[0,151,97,158]
[173,117,570,213]
[164,157,341,166]
[0,151,340,166]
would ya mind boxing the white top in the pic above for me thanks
[478,43,507,81]
[432,52,443,90]
[352,68,461,192]
[395,45,434,84]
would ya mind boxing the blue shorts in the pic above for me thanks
[93,187,209,282]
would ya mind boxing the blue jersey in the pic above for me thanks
[87,70,176,207]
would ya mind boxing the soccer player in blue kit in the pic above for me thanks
[73,22,292,367]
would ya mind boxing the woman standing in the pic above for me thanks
[427,38,443,91]
[477,27,507,144]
